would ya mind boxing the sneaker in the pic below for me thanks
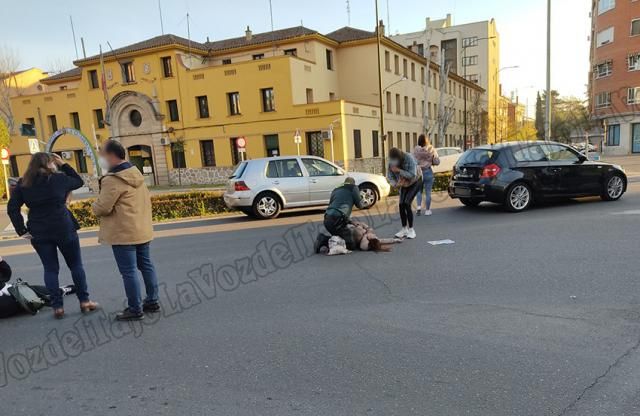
[115,308,145,321]
[424,210,432,216]
[406,228,417,239]
[395,227,409,238]
[143,302,161,313]
[416,207,422,216]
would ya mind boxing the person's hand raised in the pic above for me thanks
[50,153,65,167]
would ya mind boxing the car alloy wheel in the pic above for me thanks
[253,193,281,219]
[606,175,624,200]
[359,185,377,208]
[508,183,531,211]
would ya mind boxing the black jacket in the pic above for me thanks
[325,184,364,218]
[7,164,84,239]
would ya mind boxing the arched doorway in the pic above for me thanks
[128,145,155,186]
[45,127,101,176]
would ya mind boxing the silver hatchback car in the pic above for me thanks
[223,156,391,219]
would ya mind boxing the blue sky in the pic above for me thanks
[2,0,591,115]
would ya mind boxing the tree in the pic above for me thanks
[535,92,544,139]
[435,59,456,147]
[0,46,21,134]
[0,118,10,198]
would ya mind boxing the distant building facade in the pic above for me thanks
[589,0,640,155]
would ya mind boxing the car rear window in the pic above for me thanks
[230,162,247,179]
[458,149,496,166]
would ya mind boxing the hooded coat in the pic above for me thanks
[92,163,153,245]
[413,145,440,172]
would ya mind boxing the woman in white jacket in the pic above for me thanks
[412,134,440,216]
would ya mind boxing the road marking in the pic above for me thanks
[611,210,640,215]
[428,239,455,245]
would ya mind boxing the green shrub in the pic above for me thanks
[69,191,233,228]
[389,173,451,196]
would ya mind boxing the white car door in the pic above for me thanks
[301,158,346,204]
[265,159,309,205]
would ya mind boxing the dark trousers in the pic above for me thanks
[398,178,423,228]
[31,234,89,309]
[112,243,159,314]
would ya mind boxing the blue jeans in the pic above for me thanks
[31,234,89,309]
[415,168,435,210]
[112,243,159,314]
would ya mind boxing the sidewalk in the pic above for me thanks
[600,155,640,177]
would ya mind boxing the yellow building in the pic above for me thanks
[7,25,484,186]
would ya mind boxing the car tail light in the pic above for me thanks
[234,181,250,191]
[480,163,501,179]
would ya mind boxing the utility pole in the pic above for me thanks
[544,0,552,141]
[375,0,386,175]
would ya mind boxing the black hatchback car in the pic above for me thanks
[448,141,627,212]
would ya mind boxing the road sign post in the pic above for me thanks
[294,129,302,156]
[1,148,10,200]
[236,137,247,162]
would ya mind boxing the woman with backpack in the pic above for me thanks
[386,147,422,239]
[413,134,440,216]
[7,152,98,319]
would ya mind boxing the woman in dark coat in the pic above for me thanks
[7,152,98,319]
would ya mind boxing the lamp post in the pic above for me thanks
[545,0,552,141]
[461,36,495,150]
[494,65,519,143]
[375,0,386,174]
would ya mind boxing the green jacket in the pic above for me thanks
[326,184,364,218]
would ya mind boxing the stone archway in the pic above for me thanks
[45,127,101,176]
[109,91,169,185]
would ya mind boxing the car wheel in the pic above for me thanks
[504,182,533,212]
[359,184,378,209]
[252,192,281,219]
[601,173,625,201]
[460,198,481,207]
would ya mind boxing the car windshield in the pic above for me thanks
[457,149,496,166]
[229,162,247,179]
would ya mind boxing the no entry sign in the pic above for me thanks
[0,148,9,165]
[236,137,246,149]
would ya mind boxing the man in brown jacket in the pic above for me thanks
[92,140,159,321]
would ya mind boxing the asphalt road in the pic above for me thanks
[1,185,640,416]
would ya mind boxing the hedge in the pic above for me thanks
[388,173,451,196]
[69,191,233,228]
[68,175,452,229]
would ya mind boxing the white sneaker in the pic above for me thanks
[395,227,409,238]
[424,210,432,216]
[406,228,417,239]
[416,207,422,216]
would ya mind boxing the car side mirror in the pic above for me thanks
[577,155,587,163]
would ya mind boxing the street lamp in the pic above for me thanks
[494,65,519,143]
[384,75,408,93]
[461,36,496,150]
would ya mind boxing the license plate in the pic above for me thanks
[455,187,471,197]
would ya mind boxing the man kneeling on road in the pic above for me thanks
[314,177,364,253]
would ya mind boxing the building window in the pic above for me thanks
[463,55,478,66]
[385,51,391,71]
[410,62,416,81]
[9,156,19,177]
[372,130,379,158]
[161,56,173,77]
[596,27,614,47]
[462,36,479,47]
[598,0,615,15]
[387,131,393,148]
[264,134,280,157]
[167,100,179,121]
[417,43,425,56]
[628,87,640,104]
[607,124,620,146]
[326,49,334,70]
[386,91,392,113]
[629,53,640,71]
[252,53,264,60]
[421,100,425,117]
[88,70,99,89]
[632,19,640,37]
[402,59,408,77]
[261,88,275,112]
[48,115,57,134]
[595,61,613,78]
[200,140,216,167]
[74,150,87,173]
[466,74,480,83]
[404,96,409,116]
[413,132,418,147]
[405,132,411,151]
[595,91,611,108]
[230,138,242,165]
[227,92,241,115]
[420,67,425,84]
[196,95,209,118]
[329,92,336,100]
[394,55,400,74]
[70,112,80,130]
[306,88,314,104]
[412,98,417,117]
[171,142,186,168]
[94,109,105,128]
[222,58,232,65]
[395,94,401,115]
[121,61,135,83]
[284,48,297,56]
[396,132,402,149]
[353,129,362,159]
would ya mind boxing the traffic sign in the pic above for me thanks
[294,129,302,144]
[28,138,40,154]
[236,137,246,149]
[1,148,9,165]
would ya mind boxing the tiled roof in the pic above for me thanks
[204,26,318,51]
[41,67,82,83]
[74,34,207,65]
[325,27,375,43]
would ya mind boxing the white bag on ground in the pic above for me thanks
[327,236,351,256]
